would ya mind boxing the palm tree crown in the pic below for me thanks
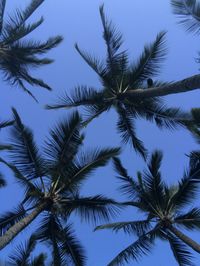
[47,5,193,160]
[0,109,120,265]
[95,151,200,266]
[0,0,63,100]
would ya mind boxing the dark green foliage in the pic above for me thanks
[0,109,120,263]
[47,5,192,159]
[171,0,200,35]
[0,0,63,100]
[95,151,200,265]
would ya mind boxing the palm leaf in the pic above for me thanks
[0,172,6,187]
[171,0,200,34]
[45,86,103,110]
[9,108,44,179]
[62,195,121,223]
[95,219,151,236]
[44,111,83,176]
[112,157,139,199]
[175,208,200,230]
[63,147,120,192]
[0,119,13,129]
[107,228,157,266]
[30,253,46,266]
[128,31,167,86]
[116,103,147,159]
[7,234,37,266]
[168,233,194,266]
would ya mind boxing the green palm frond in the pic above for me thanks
[99,5,128,84]
[10,108,45,179]
[116,103,147,159]
[142,151,165,208]
[107,228,157,266]
[128,31,167,86]
[62,195,121,224]
[0,0,63,97]
[175,208,200,230]
[36,215,86,266]
[7,234,37,265]
[46,86,104,110]
[95,220,151,237]
[44,111,84,175]
[58,224,86,266]
[64,147,120,192]
[168,233,194,266]
[0,119,13,129]
[171,0,200,34]
[112,157,139,199]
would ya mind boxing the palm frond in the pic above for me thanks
[107,228,157,266]
[99,5,128,83]
[112,157,139,199]
[128,31,167,86]
[59,224,86,266]
[62,195,121,224]
[64,147,120,192]
[171,0,200,34]
[46,86,103,110]
[95,219,151,237]
[142,151,165,208]
[7,234,37,265]
[44,111,83,176]
[0,119,13,129]
[116,103,147,159]
[9,108,44,179]
[175,208,200,230]
[168,233,194,266]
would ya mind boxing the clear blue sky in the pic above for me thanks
[0,0,200,265]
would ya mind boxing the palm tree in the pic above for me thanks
[46,5,196,159]
[0,109,120,265]
[7,234,46,266]
[95,151,200,266]
[171,0,200,35]
[0,0,63,100]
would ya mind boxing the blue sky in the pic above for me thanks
[0,0,200,265]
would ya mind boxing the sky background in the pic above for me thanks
[0,0,200,265]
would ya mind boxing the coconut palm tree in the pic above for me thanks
[95,151,200,266]
[0,0,63,100]
[46,5,197,159]
[7,234,46,266]
[171,0,200,35]
[0,109,120,265]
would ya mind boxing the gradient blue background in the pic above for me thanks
[0,0,200,265]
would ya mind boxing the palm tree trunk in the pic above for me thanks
[124,74,200,99]
[0,201,47,250]
[168,225,200,253]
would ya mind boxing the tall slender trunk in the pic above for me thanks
[124,74,200,99]
[0,201,47,250]
[168,225,200,253]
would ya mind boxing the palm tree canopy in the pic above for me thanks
[46,5,194,159]
[0,109,121,265]
[171,0,200,35]
[95,151,200,265]
[0,0,63,100]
